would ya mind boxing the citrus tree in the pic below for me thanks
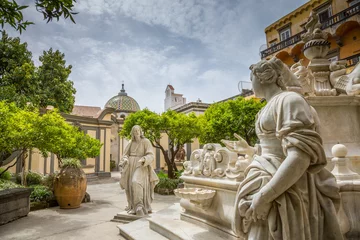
[199,97,266,146]
[120,109,200,179]
[0,101,102,180]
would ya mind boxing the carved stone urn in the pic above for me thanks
[303,39,330,60]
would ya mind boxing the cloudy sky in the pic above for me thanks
[8,0,307,113]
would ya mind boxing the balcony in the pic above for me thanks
[261,2,360,59]
[260,30,305,59]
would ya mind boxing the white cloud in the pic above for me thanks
[7,0,308,113]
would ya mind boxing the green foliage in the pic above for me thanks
[16,171,43,185]
[120,109,200,179]
[0,101,39,166]
[0,102,102,168]
[199,97,266,146]
[0,0,77,33]
[29,185,53,202]
[110,160,116,170]
[34,109,102,161]
[175,169,184,179]
[157,170,168,179]
[155,178,180,190]
[0,168,11,180]
[0,32,76,112]
[42,173,57,191]
[61,158,81,169]
[0,179,24,190]
[37,48,76,113]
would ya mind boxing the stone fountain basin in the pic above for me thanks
[174,188,216,201]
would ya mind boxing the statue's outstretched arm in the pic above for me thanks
[221,133,256,157]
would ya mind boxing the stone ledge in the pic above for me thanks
[0,188,32,225]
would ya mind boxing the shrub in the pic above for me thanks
[16,171,43,185]
[175,169,184,179]
[42,173,57,191]
[110,160,116,170]
[157,170,168,179]
[0,168,12,181]
[30,185,53,202]
[155,177,183,194]
[61,158,81,169]
[0,179,24,190]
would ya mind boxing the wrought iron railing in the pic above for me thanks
[260,31,305,59]
[321,2,360,29]
[261,2,360,59]
[344,53,360,68]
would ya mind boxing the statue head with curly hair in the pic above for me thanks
[250,57,302,98]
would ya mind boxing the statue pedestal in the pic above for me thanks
[112,211,148,223]
[308,58,331,72]
[307,95,360,173]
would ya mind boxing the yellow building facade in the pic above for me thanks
[261,0,360,71]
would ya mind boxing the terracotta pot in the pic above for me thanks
[54,166,87,209]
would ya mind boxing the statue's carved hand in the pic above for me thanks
[221,133,254,157]
[119,158,128,168]
[138,158,145,165]
[245,192,272,222]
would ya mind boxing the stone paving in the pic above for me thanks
[0,172,178,240]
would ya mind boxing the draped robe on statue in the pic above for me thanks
[120,138,159,215]
[233,91,343,240]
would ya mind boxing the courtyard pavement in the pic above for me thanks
[0,172,178,240]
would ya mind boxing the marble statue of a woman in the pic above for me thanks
[222,57,343,240]
[119,125,159,216]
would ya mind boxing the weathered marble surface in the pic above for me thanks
[331,144,360,240]
[119,125,159,216]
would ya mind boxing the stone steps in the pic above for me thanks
[117,203,231,240]
[117,218,168,240]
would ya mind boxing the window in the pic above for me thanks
[279,28,291,41]
[317,5,332,23]
[350,0,360,7]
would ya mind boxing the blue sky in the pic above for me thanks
[8,0,307,113]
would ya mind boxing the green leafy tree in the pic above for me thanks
[0,101,40,184]
[0,101,38,166]
[1,0,78,33]
[120,109,200,179]
[199,97,266,146]
[0,31,38,107]
[34,109,102,163]
[37,48,76,113]
[0,32,76,112]
[0,101,102,180]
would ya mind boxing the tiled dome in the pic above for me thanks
[104,84,140,112]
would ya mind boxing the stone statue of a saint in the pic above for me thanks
[119,125,159,216]
[222,57,343,239]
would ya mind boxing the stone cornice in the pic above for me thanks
[173,102,211,113]
[61,113,114,126]
[265,0,326,33]
[306,95,360,106]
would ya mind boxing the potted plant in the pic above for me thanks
[33,110,102,209]
[54,158,86,209]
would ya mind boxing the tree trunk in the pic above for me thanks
[21,149,28,186]
[162,150,175,179]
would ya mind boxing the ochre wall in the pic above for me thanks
[340,27,360,59]
[264,0,360,69]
